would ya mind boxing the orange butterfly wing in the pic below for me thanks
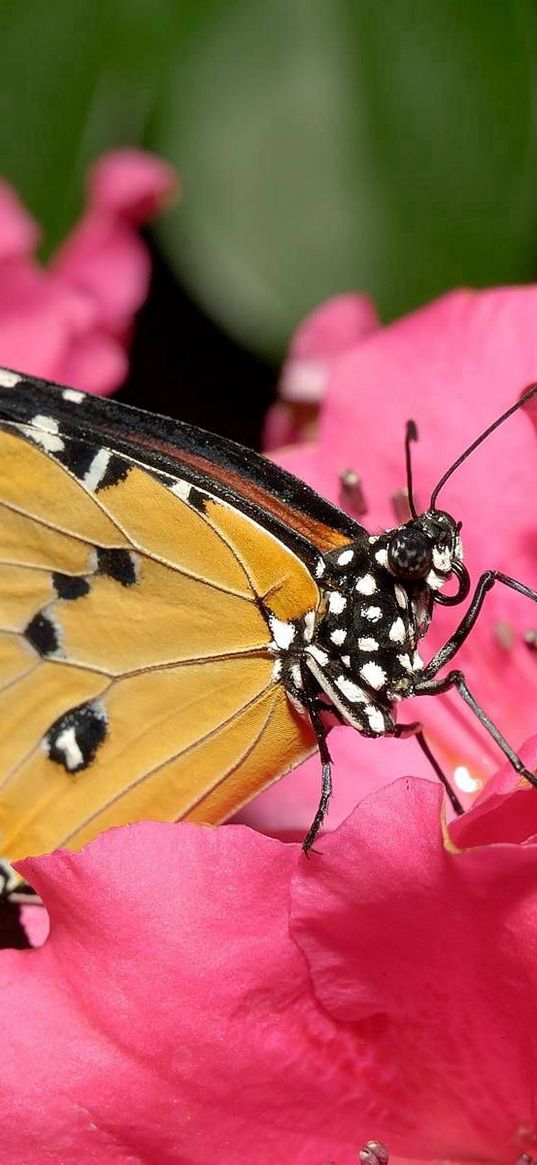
[0,422,319,862]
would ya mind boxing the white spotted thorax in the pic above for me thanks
[301,509,464,736]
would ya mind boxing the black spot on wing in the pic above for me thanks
[92,452,130,491]
[44,701,107,773]
[187,486,210,514]
[54,438,99,480]
[96,548,138,587]
[24,611,60,657]
[52,572,90,600]
[55,439,130,492]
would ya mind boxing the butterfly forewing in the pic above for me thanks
[0,374,338,863]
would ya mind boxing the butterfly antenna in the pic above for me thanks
[404,419,419,520]
[431,382,537,509]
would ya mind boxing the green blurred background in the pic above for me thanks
[1,0,537,441]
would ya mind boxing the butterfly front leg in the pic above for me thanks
[390,721,464,815]
[419,570,537,682]
[298,660,333,852]
[297,650,397,850]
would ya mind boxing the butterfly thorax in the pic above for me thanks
[303,511,463,734]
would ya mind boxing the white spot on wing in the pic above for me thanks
[52,727,83,772]
[335,675,367,703]
[389,617,406,644]
[290,662,303,689]
[170,479,192,502]
[62,388,85,404]
[360,660,386,690]
[27,415,64,453]
[337,548,354,566]
[328,591,347,615]
[397,653,413,673]
[330,628,347,646]
[269,617,296,650]
[315,559,326,578]
[0,369,21,388]
[355,574,376,596]
[271,658,283,683]
[374,548,388,567]
[84,448,111,491]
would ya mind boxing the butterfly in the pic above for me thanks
[1,365,537,882]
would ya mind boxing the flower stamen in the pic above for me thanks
[359,1141,389,1165]
[339,468,368,516]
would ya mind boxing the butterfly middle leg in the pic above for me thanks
[414,669,537,793]
[409,569,537,794]
[391,721,464,815]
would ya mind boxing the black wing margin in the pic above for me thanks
[0,368,367,566]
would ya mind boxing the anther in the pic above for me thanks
[359,1142,389,1165]
[391,488,413,524]
[339,468,368,517]
[493,620,515,651]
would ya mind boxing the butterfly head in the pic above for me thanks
[386,510,469,606]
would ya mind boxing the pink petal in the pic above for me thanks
[280,293,380,404]
[0,153,176,396]
[0,181,40,261]
[53,152,176,333]
[86,148,177,224]
[265,293,379,450]
[0,823,363,1164]
[450,736,537,847]
[0,261,98,380]
[57,328,128,396]
[292,775,537,1161]
[53,217,153,332]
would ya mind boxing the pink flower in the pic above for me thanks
[0,150,176,395]
[264,293,379,449]
[244,286,537,838]
[2,757,537,1163]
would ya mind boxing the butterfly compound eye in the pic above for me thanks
[387,527,433,580]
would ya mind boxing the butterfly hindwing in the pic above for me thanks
[0,376,334,863]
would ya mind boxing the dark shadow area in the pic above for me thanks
[119,236,277,450]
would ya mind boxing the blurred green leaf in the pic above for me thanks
[154,0,537,356]
[2,0,537,359]
[0,0,201,250]
[0,0,104,247]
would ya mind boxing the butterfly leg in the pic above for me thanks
[392,721,464,815]
[420,571,537,681]
[414,670,537,793]
[299,660,333,852]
